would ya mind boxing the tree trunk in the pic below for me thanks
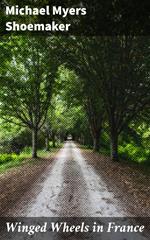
[45,136,50,151]
[93,130,101,152]
[52,132,56,148]
[110,132,119,161]
[32,128,38,158]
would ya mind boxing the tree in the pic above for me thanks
[0,36,59,158]
[57,38,104,151]
[94,36,150,160]
[57,36,150,159]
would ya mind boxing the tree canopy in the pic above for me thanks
[0,35,149,163]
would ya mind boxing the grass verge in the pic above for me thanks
[0,147,61,173]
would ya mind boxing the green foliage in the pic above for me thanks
[0,146,61,173]
[0,35,60,158]
[0,153,24,164]
[119,144,150,163]
[0,35,149,164]
[0,123,32,154]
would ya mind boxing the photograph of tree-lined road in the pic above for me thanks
[0,36,150,219]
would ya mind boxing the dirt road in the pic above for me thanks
[7,141,125,217]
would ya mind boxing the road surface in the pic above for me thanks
[12,141,125,217]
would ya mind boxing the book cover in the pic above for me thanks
[0,0,150,239]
